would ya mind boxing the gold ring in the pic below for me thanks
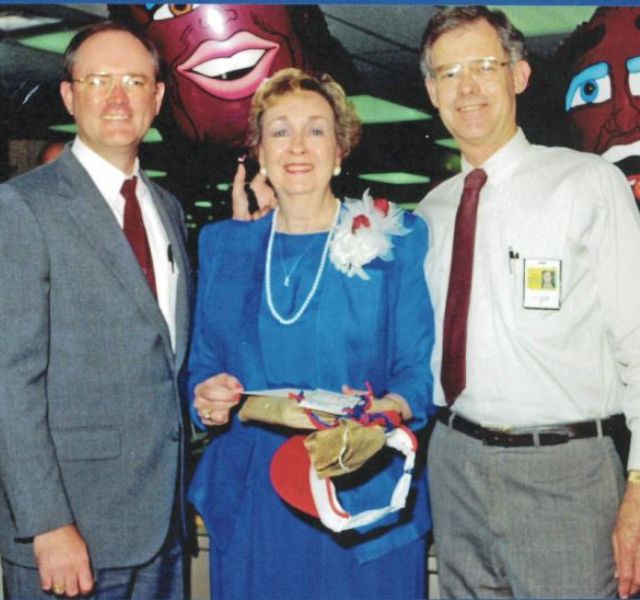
[52,583,65,595]
[204,410,213,420]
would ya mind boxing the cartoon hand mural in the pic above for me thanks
[560,7,640,203]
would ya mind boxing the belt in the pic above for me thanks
[436,408,626,448]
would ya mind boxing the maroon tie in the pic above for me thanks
[121,177,156,296]
[441,168,487,405]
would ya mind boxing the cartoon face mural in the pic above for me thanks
[127,4,309,147]
[562,7,640,199]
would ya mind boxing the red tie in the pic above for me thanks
[121,177,156,296]
[441,168,487,405]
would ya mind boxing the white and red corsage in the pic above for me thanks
[329,190,410,280]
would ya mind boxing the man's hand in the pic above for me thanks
[194,373,244,426]
[33,524,93,597]
[232,159,277,221]
[613,479,640,598]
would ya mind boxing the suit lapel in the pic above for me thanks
[56,149,174,359]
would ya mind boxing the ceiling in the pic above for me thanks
[0,3,597,235]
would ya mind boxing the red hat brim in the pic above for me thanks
[270,435,320,518]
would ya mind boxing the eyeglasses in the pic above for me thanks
[431,57,510,86]
[71,73,155,99]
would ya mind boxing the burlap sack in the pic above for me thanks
[238,395,333,430]
[303,420,386,479]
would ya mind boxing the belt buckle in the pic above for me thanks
[511,424,571,435]
[511,425,572,447]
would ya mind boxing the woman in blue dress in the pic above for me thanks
[188,68,435,600]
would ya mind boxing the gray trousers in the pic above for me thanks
[428,422,624,599]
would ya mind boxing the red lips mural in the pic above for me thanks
[126,4,309,147]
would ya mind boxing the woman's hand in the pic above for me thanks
[194,373,244,426]
[232,160,277,221]
[341,385,413,421]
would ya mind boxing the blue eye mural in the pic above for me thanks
[565,61,611,111]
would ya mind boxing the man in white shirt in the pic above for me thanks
[415,6,640,599]
[0,22,191,599]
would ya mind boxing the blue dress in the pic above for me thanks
[188,209,435,600]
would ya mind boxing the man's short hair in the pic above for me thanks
[420,6,527,78]
[62,21,162,82]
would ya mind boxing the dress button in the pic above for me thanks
[171,429,181,441]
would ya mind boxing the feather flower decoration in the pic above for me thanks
[329,190,410,280]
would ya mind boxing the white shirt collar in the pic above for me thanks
[71,137,141,203]
[461,128,530,188]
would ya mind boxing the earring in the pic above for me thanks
[333,165,341,177]
[259,166,268,178]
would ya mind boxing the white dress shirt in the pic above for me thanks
[416,129,640,467]
[71,137,179,351]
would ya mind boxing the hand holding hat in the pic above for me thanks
[239,389,404,478]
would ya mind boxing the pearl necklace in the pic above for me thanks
[265,200,340,326]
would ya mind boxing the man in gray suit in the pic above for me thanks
[0,21,190,599]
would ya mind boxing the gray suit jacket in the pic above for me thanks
[0,147,191,569]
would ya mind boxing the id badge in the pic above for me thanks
[523,258,561,310]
